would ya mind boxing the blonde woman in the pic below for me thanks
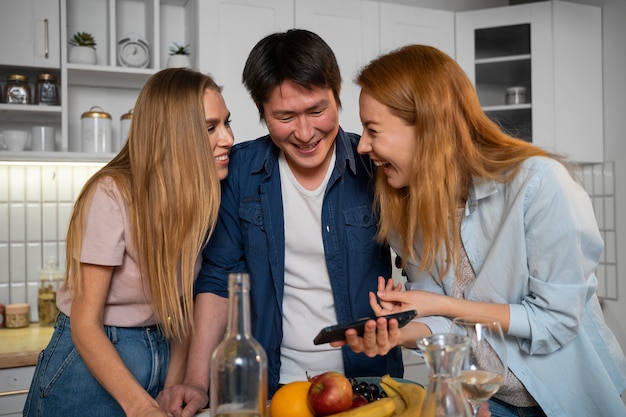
[24,68,234,417]
[338,45,626,417]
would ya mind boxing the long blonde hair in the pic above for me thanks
[356,44,550,277]
[65,68,222,340]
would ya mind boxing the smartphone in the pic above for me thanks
[313,310,417,345]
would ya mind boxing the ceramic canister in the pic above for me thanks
[119,108,133,151]
[81,106,112,153]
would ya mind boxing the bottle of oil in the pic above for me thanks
[38,258,63,326]
[210,272,268,417]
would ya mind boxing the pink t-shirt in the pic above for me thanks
[57,177,156,327]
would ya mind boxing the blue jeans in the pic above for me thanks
[23,313,169,417]
[489,397,547,417]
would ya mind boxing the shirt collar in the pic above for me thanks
[467,175,498,213]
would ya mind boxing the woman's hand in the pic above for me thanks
[375,276,403,312]
[370,276,423,316]
[157,384,208,417]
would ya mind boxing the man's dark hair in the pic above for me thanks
[242,29,342,120]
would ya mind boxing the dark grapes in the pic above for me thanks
[350,378,389,402]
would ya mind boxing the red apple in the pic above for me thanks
[351,392,369,409]
[307,371,353,416]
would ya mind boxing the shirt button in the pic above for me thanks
[362,215,370,223]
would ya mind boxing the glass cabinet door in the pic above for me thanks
[474,23,531,142]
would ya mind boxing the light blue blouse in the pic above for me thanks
[395,156,626,416]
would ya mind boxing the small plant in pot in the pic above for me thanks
[167,42,191,68]
[68,31,97,65]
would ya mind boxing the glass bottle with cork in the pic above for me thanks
[210,272,268,416]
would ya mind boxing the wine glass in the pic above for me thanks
[450,316,507,417]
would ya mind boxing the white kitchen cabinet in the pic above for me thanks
[0,366,35,417]
[189,0,294,142]
[295,1,455,135]
[378,3,454,59]
[0,0,62,156]
[187,0,456,141]
[0,0,61,68]
[295,0,379,135]
[456,1,603,163]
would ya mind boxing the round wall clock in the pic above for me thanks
[118,33,150,68]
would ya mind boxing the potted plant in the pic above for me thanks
[68,31,97,65]
[167,42,191,68]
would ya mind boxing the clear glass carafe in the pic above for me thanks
[417,333,473,417]
[210,272,268,417]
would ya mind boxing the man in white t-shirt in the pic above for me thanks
[159,29,404,417]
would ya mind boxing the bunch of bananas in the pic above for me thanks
[324,374,426,417]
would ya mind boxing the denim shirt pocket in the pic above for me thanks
[343,205,378,253]
[239,201,267,257]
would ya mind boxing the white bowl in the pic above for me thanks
[2,130,29,151]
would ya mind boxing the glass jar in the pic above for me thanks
[38,258,64,326]
[5,303,30,328]
[4,74,31,104]
[119,108,133,150]
[81,106,112,153]
[35,73,58,105]
[505,86,526,105]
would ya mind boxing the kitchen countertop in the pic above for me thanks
[0,323,54,369]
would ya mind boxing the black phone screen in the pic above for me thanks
[313,309,417,345]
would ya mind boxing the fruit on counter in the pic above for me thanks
[269,381,315,417]
[350,392,369,409]
[302,375,425,417]
[321,396,397,417]
[307,371,354,416]
[379,374,426,417]
[349,377,388,403]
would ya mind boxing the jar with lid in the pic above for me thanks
[119,108,133,151]
[38,258,64,326]
[4,74,31,104]
[505,86,526,105]
[35,73,58,105]
[5,303,30,328]
[81,106,112,153]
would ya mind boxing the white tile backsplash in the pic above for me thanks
[0,162,105,312]
[0,203,7,241]
[593,164,604,194]
[9,167,25,201]
[26,166,41,201]
[0,166,8,201]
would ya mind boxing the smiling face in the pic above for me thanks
[262,79,340,187]
[203,88,234,180]
[357,90,417,189]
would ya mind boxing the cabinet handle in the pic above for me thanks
[44,18,49,59]
[0,389,29,397]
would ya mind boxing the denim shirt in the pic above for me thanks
[397,157,626,416]
[195,128,402,396]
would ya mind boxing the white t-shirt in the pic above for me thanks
[278,151,343,383]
